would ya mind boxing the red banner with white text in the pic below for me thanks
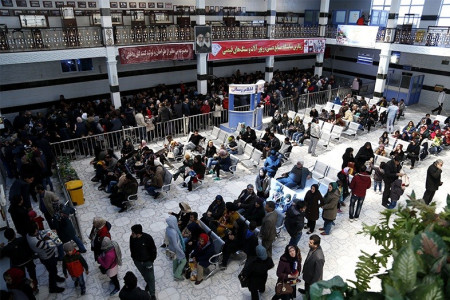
[208,38,325,61]
[119,43,194,64]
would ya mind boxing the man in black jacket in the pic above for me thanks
[119,271,150,300]
[423,159,443,205]
[0,228,38,292]
[299,234,325,297]
[285,201,306,246]
[381,157,404,208]
[130,224,157,300]
[234,184,257,214]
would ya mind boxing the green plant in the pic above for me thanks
[56,156,79,183]
[309,192,450,299]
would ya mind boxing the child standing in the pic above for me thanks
[388,179,405,209]
[62,242,89,295]
[373,162,385,194]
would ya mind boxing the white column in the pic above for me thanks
[373,0,400,100]
[196,0,207,95]
[265,56,275,83]
[99,0,121,108]
[265,0,276,82]
[373,46,392,101]
[314,0,330,76]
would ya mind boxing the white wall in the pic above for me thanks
[324,45,450,107]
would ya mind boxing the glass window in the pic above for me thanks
[77,59,93,71]
[438,0,450,26]
[61,60,77,72]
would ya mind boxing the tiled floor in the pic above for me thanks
[1,104,448,300]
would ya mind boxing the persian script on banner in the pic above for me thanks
[119,44,194,64]
[208,38,325,61]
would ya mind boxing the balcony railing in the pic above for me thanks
[0,26,103,52]
[1,24,448,53]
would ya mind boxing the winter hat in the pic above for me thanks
[218,149,227,156]
[63,241,75,253]
[101,237,113,250]
[256,245,268,260]
[81,113,87,120]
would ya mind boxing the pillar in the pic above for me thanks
[265,0,276,83]
[196,0,208,95]
[99,0,121,108]
[373,0,400,101]
[314,0,330,76]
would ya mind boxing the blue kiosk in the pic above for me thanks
[220,80,265,133]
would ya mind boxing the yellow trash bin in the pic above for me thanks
[65,180,84,206]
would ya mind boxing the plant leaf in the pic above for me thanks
[326,290,345,300]
[409,281,445,300]
[392,245,417,292]
[383,283,403,300]
[421,233,440,258]
[430,255,447,274]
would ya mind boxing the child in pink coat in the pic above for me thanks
[97,237,120,296]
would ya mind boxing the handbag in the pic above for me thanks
[165,249,176,261]
[276,282,293,295]
[401,174,410,187]
[238,270,249,288]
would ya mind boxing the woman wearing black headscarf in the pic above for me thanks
[341,147,355,170]
[355,142,374,172]
[272,245,302,300]
[304,184,323,234]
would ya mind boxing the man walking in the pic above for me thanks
[382,157,404,208]
[431,89,446,115]
[308,118,321,157]
[299,234,325,298]
[285,201,306,246]
[130,224,157,300]
[259,201,277,257]
[423,159,443,205]
[349,165,372,221]
[386,100,399,133]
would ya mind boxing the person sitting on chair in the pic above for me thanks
[110,173,138,213]
[277,161,312,189]
[185,130,205,152]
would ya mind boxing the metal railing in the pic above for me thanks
[0,26,103,52]
[49,87,351,160]
[271,24,319,39]
[54,160,84,243]
[114,25,194,45]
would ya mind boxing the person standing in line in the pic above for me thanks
[119,271,151,300]
[308,118,321,157]
[431,89,446,115]
[240,245,274,300]
[259,201,277,257]
[165,215,187,281]
[298,234,325,298]
[0,228,38,293]
[304,184,323,234]
[130,224,157,300]
[386,100,399,134]
[381,157,404,208]
[26,223,65,293]
[423,159,443,205]
[284,201,307,246]
[348,165,372,221]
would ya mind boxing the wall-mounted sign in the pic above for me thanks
[208,38,325,61]
[336,25,379,48]
[118,43,194,64]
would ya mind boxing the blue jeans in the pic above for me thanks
[292,132,303,142]
[323,218,334,234]
[133,259,155,296]
[72,273,86,293]
[289,232,302,246]
[72,235,87,253]
[388,201,397,209]
[277,177,298,189]
[374,181,382,192]
[207,158,218,169]
[349,195,365,219]
[107,180,118,193]
[146,186,158,196]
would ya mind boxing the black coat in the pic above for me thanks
[304,190,323,221]
[302,246,325,284]
[8,204,32,238]
[383,160,401,184]
[284,206,305,237]
[119,286,151,300]
[425,163,442,192]
[242,257,274,291]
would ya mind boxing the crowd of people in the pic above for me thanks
[0,66,448,300]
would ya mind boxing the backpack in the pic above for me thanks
[111,240,122,266]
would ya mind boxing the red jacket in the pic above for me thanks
[349,172,371,197]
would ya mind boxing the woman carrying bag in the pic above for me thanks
[272,245,302,300]
[97,237,121,296]
[239,245,274,300]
